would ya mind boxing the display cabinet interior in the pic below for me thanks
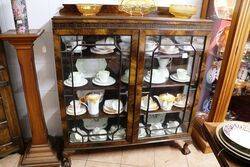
[52,5,213,154]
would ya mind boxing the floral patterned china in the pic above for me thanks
[141,95,159,111]
[215,122,250,161]
[66,100,87,116]
[103,99,124,115]
[222,121,250,150]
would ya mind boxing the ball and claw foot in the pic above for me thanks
[62,154,71,167]
[182,143,191,155]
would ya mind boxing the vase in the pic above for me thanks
[11,0,29,33]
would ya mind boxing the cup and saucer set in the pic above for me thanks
[170,68,191,83]
[90,37,116,55]
[103,99,124,115]
[159,37,179,55]
[66,40,88,53]
[108,125,126,140]
[92,70,116,86]
[144,69,168,84]
[64,71,88,87]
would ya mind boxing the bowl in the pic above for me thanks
[76,4,102,16]
[169,5,197,19]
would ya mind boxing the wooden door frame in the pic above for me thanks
[53,29,139,148]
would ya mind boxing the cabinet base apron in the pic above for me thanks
[21,143,60,167]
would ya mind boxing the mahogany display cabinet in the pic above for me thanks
[52,5,213,154]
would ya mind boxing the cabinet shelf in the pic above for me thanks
[140,106,188,115]
[62,49,128,60]
[63,78,128,93]
[67,110,127,120]
[143,79,196,89]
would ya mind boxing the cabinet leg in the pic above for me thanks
[182,143,191,155]
[62,153,71,167]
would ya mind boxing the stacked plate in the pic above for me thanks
[215,121,250,162]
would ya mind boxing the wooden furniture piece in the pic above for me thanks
[202,122,249,167]
[52,5,213,158]
[0,30,60,167]
[0,32,23,158]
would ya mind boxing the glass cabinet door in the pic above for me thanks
[138,35,206,139]
[59,34,134,144]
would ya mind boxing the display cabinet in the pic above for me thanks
[52,5,213,154]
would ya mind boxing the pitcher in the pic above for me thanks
[157,57,172,79]
[82,93,102,116]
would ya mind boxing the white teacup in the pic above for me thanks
[69,100,82,111]
[68,72,85,84]
[177,69,188,79]
[96,70,110,83]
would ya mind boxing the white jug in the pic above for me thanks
[83,94,102,116]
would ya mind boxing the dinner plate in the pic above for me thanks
[170,73,190,83]
[222,121,250,150]
[92,76,116,86]
[144,76,167,84]
[64,78,88,87]
[215,125,250,161]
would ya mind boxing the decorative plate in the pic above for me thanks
[222,121,250,150]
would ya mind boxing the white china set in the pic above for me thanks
[141,93,188,111]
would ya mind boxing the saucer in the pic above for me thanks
[141,96,159,111]
[92,76,116,86]
[121,75,129,84]
[170,73,190,83]
[173,102,186,108]
[178,45,194,52]
[159,47,179,54]
[66,104,87,116]
[150,123,165,137]
[90,47,114,55]
[64,78,88,87]
[144,75,166,84]
[84,118,108,130]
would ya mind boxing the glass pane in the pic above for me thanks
[60,35,132,143]
[138,35,205,139]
